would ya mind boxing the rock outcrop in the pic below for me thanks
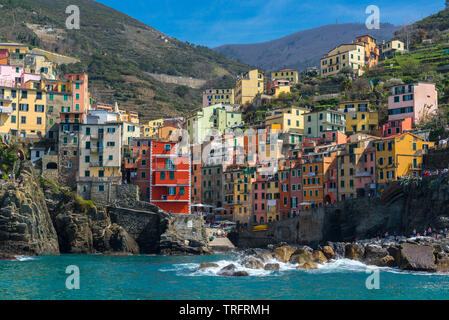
[399,242,437,272]
[0,163,59,255]
[0,160,209,257]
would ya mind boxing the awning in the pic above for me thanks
[299,202,311,205]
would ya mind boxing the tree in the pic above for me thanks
[446,0,449,8]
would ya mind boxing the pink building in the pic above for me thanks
[388,82,438,125]
[65,73,90,113]
[0,65,40,88]
[382,117,413,137]
[253,174,267,224]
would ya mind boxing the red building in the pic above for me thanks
[150,140,191,214]
[279,167,291,220]
[124,138,152,200]
[252,173,267,224]
[382,117,413,137]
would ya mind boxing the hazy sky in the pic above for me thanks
[97,0,445,47]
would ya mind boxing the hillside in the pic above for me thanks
[0,0,251,121]
[214,23,399,72]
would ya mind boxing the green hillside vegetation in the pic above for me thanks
[0,0,250,120]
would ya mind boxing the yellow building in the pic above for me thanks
[25,54,56,80]
[0,85,46,137]
[0,43,29,55]
[234,69,264,106]
[202,88,235,107]
[375,133,434,186]
[232,167,255,224]
[266,176,280,222]
[301,156,324,210]
[320,44,365,77]
[380,39,406,59]
[142,118,165,137]
[339,100,379,135]
[265,106,309,133]
[271,69,299,83]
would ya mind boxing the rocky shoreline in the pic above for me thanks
[0,162,211,258]
[197,236,449,276]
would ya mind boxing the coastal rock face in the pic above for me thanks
[199,262,219,269]
[55,213,93,254]
[312,251,328,264]
[364,244,389,266]
[322,246,335,259]
[242,257,264,269]
[264,263,280,271]
[345,243,365,261]
[0,163,59,255]
[274,245,297,262]
[399,243,437,272]
[289,248,314,265]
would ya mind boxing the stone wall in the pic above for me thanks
[77,183,139,205]
[423,149,449,170]
[42,155,58,180]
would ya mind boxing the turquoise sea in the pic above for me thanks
[0,254,448,300]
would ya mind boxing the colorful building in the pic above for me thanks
[339,100,379,135]
[320,43,366,77]
[387,82,438,125]
[186,103,243,144]
[234,69,264,106]
[271,69,299,84]
[266,174,280,222]
[374,133,434,189]
[123,138,152,200]
[304,109,346,138]
[380,39,406,60]
[202,88,235,107]
[355,35,379,69]
[150,140,191,214]
[253,173,268,224]
[76,123,123,200]
[265,79,291,97]
[382,118,413,138]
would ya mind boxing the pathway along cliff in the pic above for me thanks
[0,161,210,259]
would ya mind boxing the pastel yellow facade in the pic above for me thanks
[265,106,309,133]
[271,69,299,83]
[266,179,279,222]
[272,85,291,98]
[0,85,46,137]
[234,69,264,106]
[375,133,434,185]
[0,43,29,55]
[232,168,254,224]
[321,44,365,77]
[339,100,379,135]
[142,118,165,137]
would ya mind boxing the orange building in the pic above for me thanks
[0,49,9,65]
[355,35,379,68]
[150,140,191,214]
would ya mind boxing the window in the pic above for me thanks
[160,172,166,180]
[85,156,90,163]
[20,116,26,124]
[165,144,171,151]
[98,185,104,192]
[36,117,42,125]
[169,171,175,180]
[179,187,185,195]
[99,170,104,178]
[168,187,176,195]
[109,155,113,161]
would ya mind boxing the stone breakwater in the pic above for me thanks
[198,237,449,276]
[0,162,210,258]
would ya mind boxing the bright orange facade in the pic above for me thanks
[124,138,152,200]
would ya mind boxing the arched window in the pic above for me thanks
[46,162,58,169]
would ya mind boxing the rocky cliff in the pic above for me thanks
[0,161,210,257]
[0,163,59,256]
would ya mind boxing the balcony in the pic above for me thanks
[0,95,12,102]
[89,162,104,167]
[90,147,104,154]
[90,134,104,140]
[0,106,12,114]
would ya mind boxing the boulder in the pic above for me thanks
[345,243,365,261]
[312,251,328,264]
[0,253,19,261]
[364,244,389,266]
[198,262,219,269]
[399,243,437,272]
[327,242,345,258]
[232,271,249,277]
[242,257,264,269]
[289,248,314,265]
[217,264,236,276]
[322,246,335,259]
[437,256,449,273]
[264,263,280,271]
[297,262,318,270]
[379,255,396,267]
[274,245,297,262]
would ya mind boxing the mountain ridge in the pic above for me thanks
[214,23,400,72]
